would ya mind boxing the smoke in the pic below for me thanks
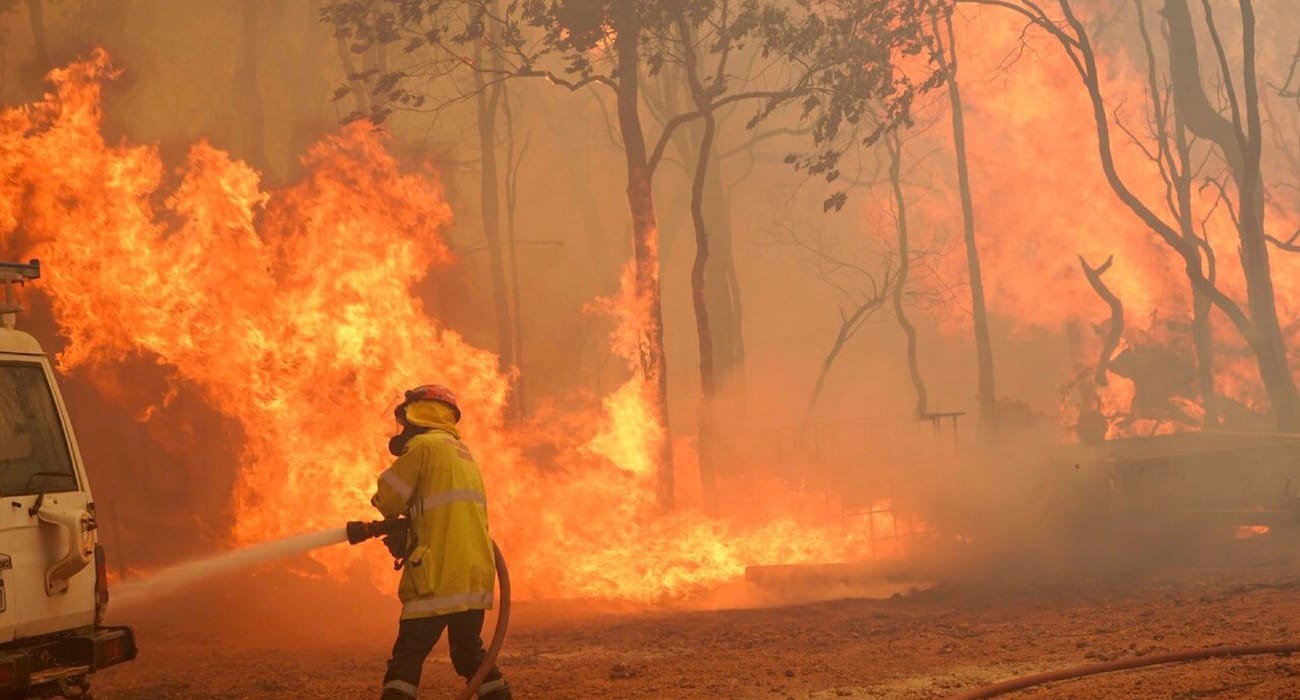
[0,0,1293,603]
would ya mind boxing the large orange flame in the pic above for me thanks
[0,51,905,601]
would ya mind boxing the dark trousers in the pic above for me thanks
[382,610,509,698]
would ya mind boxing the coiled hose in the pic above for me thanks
[948,642,1300,699]
[455,541,511,700]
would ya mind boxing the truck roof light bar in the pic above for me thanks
[0,259,40,329]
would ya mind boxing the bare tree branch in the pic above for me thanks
[1079,254,1123,386]
[1265,229,1300,253]
[647,87,812,176]
[1199,175,1241,231]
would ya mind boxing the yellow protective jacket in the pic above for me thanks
[372,401,496,619]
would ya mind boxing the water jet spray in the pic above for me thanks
[111,528,350,608]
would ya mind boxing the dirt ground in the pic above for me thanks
[90,533,1300,700]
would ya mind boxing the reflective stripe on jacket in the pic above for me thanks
[372,425,495,620]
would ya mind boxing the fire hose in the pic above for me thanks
[346,519,512,700]
[948,642,1300,700]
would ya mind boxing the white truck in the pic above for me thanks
[0,260,135,698]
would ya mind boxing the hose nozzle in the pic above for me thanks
[345,518,406,545]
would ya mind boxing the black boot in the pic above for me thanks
[478,679,514,700]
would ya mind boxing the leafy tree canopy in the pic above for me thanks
[322,0,947,208]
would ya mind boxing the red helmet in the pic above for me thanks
[401,384,461,422]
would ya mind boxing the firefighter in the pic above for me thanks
[371,384,513,700]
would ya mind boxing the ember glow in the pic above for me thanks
[0,51,902,601]
[1234,525,1271,539]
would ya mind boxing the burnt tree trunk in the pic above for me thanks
[1138,0,1219,427]
[1174,121,1219,427]
[235,0,267,169]
[1189,271,1218,426]
[335,23,369,118]
[362,37,390,116]
[687,130,718,514]
[702,153,745,392]
[502,90,528,416]
[653,73,745,397]
[681,20,718,513]
[471,33,517,394]
[615,7,674,512]
[1079,255,1124,385]
[937,10,996,434]
[1163,0,1297,428]
[887,133,927,417]
[262,1,328,179]
[27,0,48,70]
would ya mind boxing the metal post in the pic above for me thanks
[2,282,14,329]
[0,259,40,329]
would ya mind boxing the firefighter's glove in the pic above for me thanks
[382,520,410,570]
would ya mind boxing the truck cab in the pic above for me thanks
[0,260,135,698]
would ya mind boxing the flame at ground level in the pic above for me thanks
[0,52,918,602]
[1235,525,1271,540]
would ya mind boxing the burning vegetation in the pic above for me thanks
[0,0,1298,611]
[0,50,869,602]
